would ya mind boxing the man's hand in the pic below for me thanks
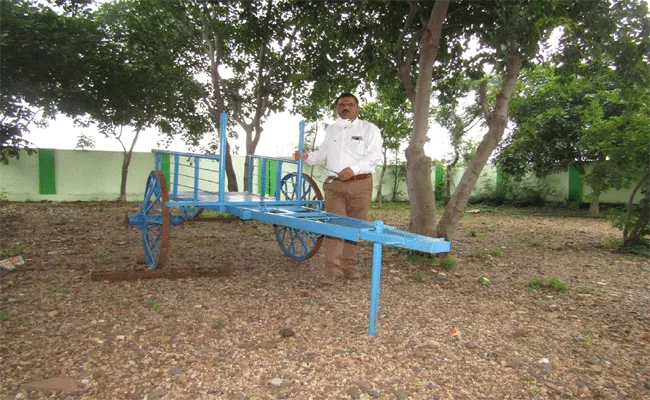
[293,150,308,161]
[338,167,355,181]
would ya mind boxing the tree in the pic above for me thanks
[361,99,411,207]
[432,93,482,204]
[436,0,618,239]
[395,0,452,236]
[0,0,100,163]
[497,64,649,214]
[74,0,208,202]
[495,0,649,218]
[127,0,320,192]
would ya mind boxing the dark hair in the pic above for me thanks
[335,92,359,106]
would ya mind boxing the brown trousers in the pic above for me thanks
[323,177,373,271]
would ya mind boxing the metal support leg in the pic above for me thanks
[368,221,384,336]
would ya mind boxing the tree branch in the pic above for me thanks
[479,80,490,122]
[393,0,419,103]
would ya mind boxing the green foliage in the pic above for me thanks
[386,162,407,202]
[502,176,561,207]
[0,247,24,258]
[0,309,11,320]
[55,284,70,295]
[439,256,457,271]
[1,0,101,163]
[147,299,162,312]
[528,276,568,292]
[201,211,235,220]
[400,250,438,267]
[471,247,502,259]
[605,199,650,254]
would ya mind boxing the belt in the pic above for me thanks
[325,174,372,183]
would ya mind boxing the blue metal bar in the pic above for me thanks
[194,157,200,201]
[246,156,254,193]
[152,149,221,161]
[275,160,283,200]
[296,120,305,198]
[218,113,227,202]
[155,153,162,171]
[368,220,384,336]
[173,154,179,198]
[260,158,268,198]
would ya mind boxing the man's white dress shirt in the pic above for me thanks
[305,117,383,177]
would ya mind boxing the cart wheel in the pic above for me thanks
[180,206,204,221]
[139,171,170,269]
[274,173,324,260]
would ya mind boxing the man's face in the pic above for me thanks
[336,97,359,120]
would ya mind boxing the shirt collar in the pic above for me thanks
[334,117,360,127]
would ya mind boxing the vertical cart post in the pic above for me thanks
[218,112,228,203]
[296,120,305,195]
[368,220,384,336]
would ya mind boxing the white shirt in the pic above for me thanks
[306,117,383,176]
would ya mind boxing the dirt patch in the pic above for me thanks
[1,201,648,399]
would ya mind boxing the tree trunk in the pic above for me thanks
[437,54,523,240]
[589,190,601,215]
[627,187,649,246]
[404,0,450,237]
[445,151,459,205]
[119,127,141,203]
[392,162,400,202]
[376,150,388,208]
[224,140,238,192]
[119,154,130,202]
[623,169,649,245]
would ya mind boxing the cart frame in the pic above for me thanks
[128,113,450,335]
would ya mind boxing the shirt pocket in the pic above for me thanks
[346,135,365,157]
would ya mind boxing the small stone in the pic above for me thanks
[238,341,256,349]
[346,387,361,399]
[92,369,106,379]
[280,328,295,338]
[22,377,79,393]
[513,328,529,338]
[464,341,478,349]
[506,358,524,368]
[147,389,165,400]
[393,389,408,400]
[169,366,182,376]
[268,378,283,387]
[260,341,277,350]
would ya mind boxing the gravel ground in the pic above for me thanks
[1,201,649,400]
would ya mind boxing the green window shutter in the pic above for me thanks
[434,164,445,200]
[160,153,170,185]
[568,165,583,202]
[38,149,56,195]
[257,159,277,196]
[496,170,505,200]
[268,160,277,196]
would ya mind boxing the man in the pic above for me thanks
[295,93,383,285]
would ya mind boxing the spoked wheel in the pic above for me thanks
[274,173,324,260]
[138,171,170,269]
[179,206,204,221]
